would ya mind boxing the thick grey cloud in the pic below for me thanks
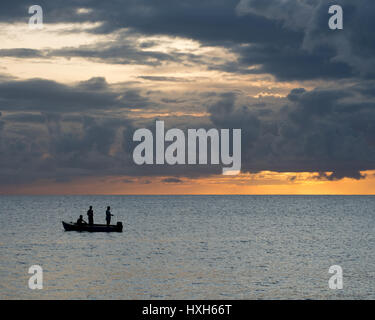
[208,84,375,179]
[0,76,374,186]
[3,1,374,80]
[2,113,46,123]
[1,1,375,188]
[162,178,183,183]
[0,48,45,58]
[236,0,375,80]
[0,75,146,185]
[49,39,183,66]
[0,77,149,112]
[0,112,135,185]
[0,75,217,186]
[1,1,300,72]
[230,42,354,80]
[139,76,191,83]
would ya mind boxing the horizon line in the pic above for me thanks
[1,193,374,196]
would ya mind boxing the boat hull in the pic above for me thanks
[62,221,123,232]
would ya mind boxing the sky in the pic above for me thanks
[0,0,375,195]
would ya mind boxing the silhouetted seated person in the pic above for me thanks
[87,206,94,225]
[106,206,114,226]
[76,215,87,226]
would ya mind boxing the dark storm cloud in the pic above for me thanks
[316,171,366,181]
[162,178,183,184]
[139,76,191,82]
[3,1,374,80]
[0,40,198,68]
[0,111,4,133]
[2,113,46,123]
[0,48,46,58]
[0,77,149,112]
[49,40,181,66]
[230,43,355,80]
[0,1,30,21]
[207,84,375,179]
[36,0,296,45]
[0,0,295,44]
[236,0,375,80]
[0,79,374,185]
[0,74,217,186]
[1,1,300,73]
[1,1,375,187]
[0,111,136,185]
[0,74,152,186]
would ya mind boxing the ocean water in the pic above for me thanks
[0,195,374,300]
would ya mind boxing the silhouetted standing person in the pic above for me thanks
[106,206,113,226]
[87,206,94,225]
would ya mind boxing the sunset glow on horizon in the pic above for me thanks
[2,171,375,195]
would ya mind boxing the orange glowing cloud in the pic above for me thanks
[2,171,374,195]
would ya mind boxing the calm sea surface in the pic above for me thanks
[0,195,374,299]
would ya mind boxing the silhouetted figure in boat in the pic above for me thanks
[87,206,94,225]
[76,215,87,226]
[106,206,113,226]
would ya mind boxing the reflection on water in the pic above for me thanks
[0,195,374,299]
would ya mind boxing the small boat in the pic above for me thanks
[62,221,123,232]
